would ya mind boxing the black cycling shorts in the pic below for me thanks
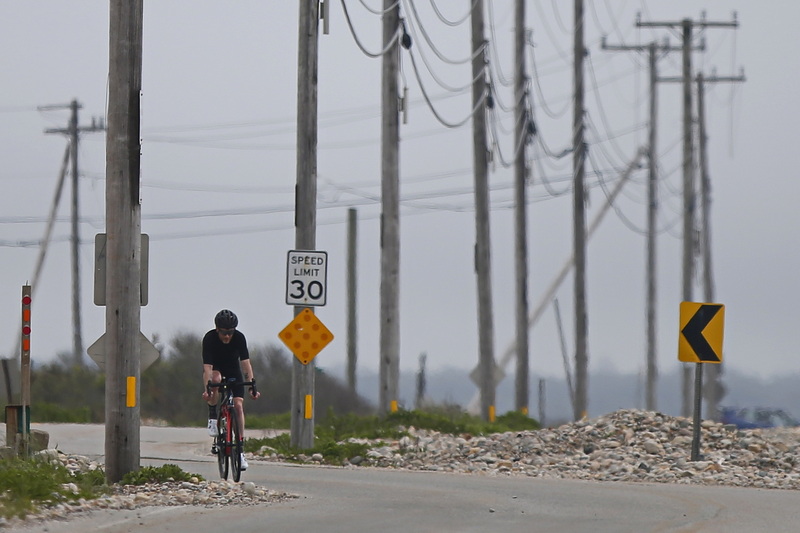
[215,367,245,398]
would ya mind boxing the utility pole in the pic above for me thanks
[471,0,496,422]
[696,70,745,420]
[572,0,588,421]
[600,37,683,411]
[105,0,143,483]
[638,13,738,417]
[346,208,358,396]
[292,0,320,449]
[512,0,530,415]
[42,100,105,367]
[466,149,646,415]
[379,0,401,415]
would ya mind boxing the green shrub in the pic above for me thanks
[32,402,92,423]
[120,464,204,485]
[0,456,107,519]
[246,411,292,430]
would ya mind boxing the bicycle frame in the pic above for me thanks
[207,377,255,481]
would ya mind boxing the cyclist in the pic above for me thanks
[202,309,260,470]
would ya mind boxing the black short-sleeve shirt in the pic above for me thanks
[202,329,250,380]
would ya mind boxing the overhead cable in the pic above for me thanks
[405,49,487,128]
[403,0,483,65]
[340,0,403,58]
[427,0,477,27]
[356,0,400,15]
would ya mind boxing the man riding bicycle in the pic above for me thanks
[202,309,260,470]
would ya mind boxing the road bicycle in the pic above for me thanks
[207,377,257,482]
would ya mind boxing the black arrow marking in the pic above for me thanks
[681,304,723,362]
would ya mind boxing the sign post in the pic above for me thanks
[678,302,725,461]
[19,285,32,456]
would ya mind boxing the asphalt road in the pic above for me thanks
[17,423,800,532]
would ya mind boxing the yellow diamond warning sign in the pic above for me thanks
[279,308,334,365]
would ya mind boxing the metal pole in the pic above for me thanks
[691,362,704,461]
[105,0,143,483]
[20,285,32,456]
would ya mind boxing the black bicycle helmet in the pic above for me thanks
[214,309,238,329]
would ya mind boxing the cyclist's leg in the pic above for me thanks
[234,396,245,439]
[207,369,223,411]
[207,370,223,436]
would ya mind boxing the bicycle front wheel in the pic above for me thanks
[217,411,229,480]
[231,411,243,482]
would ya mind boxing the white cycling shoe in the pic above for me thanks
[207,419,217,437]
[240,453,248,471]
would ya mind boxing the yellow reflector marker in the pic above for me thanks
[521,406,528,416]
[390,400,398,413]
[126,376,136,407]
[489,405,496,423]
[304,394,312,419]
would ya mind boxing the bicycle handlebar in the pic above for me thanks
[207,378,258,396]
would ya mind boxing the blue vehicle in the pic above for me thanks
[720,407,800,429]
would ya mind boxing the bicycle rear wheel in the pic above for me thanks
[217,411,229,480]
[231,411,243,482]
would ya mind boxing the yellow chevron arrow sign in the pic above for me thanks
[678,302,725,363]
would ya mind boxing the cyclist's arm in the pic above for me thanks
[241,359,260,398]
[241,359,255,383]
[203,364,214,392]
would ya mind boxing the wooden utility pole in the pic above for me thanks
[42,100,105,367]
[696,71,745,420]
[512,0,530,415]
[471,0,496,422]
[600,38,683,411]
[638,13,738,417]
[379,0,401,414]
[467,149,646,415]
[646,44,659,412]
[346,208,358,395]
[572,0,587,421]
[105,0,143,483]
[679,19,694,418]
[291,0,320,449]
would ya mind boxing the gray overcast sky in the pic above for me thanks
[1,2,795,395]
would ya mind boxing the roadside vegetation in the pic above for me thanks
[0,459,205,520]
[0,455,107,520]
[245,406,539,465]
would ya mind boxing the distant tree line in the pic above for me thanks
[27,333,373,425]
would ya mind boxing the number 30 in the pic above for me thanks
[289,280,324,301]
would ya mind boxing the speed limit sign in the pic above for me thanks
[286,250,328,306]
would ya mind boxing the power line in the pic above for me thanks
[427,0,476,27]
[339,0,403,58]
